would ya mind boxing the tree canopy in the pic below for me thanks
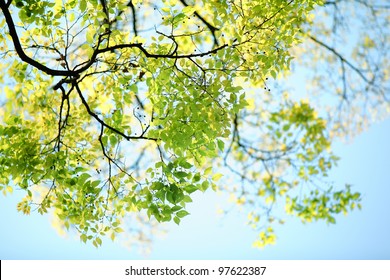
[0,0,388,249]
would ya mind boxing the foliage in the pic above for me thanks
[1,0,385,249]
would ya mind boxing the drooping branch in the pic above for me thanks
[55,83,72,151]
[99,0,109,22]
[308,34,372,84]
[339,58,348,102]
[73,81,158,142]
[128,0,138,37]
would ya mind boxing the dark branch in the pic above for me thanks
[100,0,109,21]
[0,0,75,76]
[178,0,219,46]
[97,42,228,59]
[55,84,67,151]
[1,0,227,80]
[73,81,158,141]
[128,0,138,37]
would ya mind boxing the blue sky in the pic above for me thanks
[1,116,389,259]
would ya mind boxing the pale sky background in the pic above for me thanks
[1,115,390,259]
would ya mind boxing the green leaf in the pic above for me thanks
[217,139,225,151]
[96,237,102,246]
[184,184,198,194]
[110,135,118,147]
[86,31,94,44]
[176,210,190,218]
[182,195,193,203]
[90,180,100,188]
[179,161,193,169]
[204,167,212,176]
[110,232,116,241]
[182,6,196,15]
[80,0,87,12]
[15,1,24,8]
[174,171,188,179]
[200,181,209,192]
[193,174,201,183]
[78,173,91,185]
[173,216,181,225]
[171,205,182,212]
[6,186,13,194]
[212,173,223,181]
[80,234,87,244]
[271,70,277,79]
[114,227,124,233]
[328,216,336,224]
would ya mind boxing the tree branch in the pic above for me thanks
[73,81,158,142]
[0,0,76,76]
[96,42,228,59]
[178,0,219,46]
[308,34,371,84]
[1,0,227,80]
[128,0,138,37]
